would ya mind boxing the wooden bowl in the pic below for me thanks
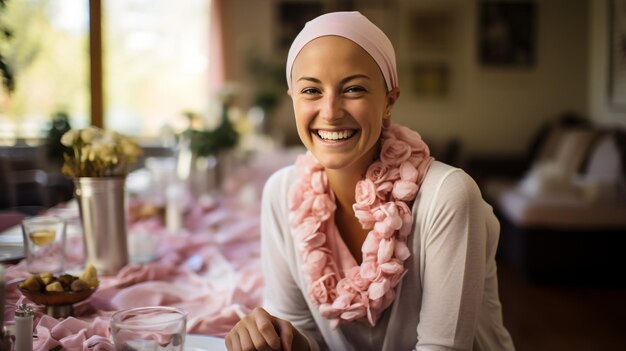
[18,282,98,306]
[17,285,97,306]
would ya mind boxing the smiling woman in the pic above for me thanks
[290,36,396,175]
[226,11,516,351]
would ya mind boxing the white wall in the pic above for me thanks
[223,0,590,155]
[589,0,626,127]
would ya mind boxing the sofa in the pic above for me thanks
[483,120,626,285]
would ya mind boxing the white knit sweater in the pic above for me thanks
[262,161,516,351]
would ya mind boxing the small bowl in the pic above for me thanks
[17,280,98,318]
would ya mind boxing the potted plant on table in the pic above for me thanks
[61,126,142,275]
[176,99,240,195]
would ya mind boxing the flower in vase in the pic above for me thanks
[187,107,239,158]
[61,126,143,178]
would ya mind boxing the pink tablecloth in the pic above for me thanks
[4,196,264,351]
[3,148,301,350]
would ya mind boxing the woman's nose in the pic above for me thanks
[319,93,344,121]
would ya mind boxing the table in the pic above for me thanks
[1,148,302,351]
[0,224,23,264]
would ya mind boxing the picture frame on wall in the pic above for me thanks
[409,10,456,53]
[411,62,449,98]
[477,1,536,67]
[609,0,626,109]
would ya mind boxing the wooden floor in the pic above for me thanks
[496,260,626,350]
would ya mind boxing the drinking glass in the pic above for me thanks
[21,216,66,274]
[111,306,187,351]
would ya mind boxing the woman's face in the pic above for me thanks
[289,36,399,173]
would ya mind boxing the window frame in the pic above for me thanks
[89,0,103,128]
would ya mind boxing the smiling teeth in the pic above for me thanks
[318,130,355,141]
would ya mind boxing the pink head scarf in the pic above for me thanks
[286,11,398,92]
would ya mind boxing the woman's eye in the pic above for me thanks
[345,86,366,94]
[301,88,320,95]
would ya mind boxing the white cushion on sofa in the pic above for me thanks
[516,128,597,197]
[573,133,625,201]
[498,189,626,228]
[551,129,597,174]
[496,132,626,228]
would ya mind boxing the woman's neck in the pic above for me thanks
[324,145,379,264]
[326,168,361,213]
[325,144,378,212]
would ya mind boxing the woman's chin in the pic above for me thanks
[314,150,370,173]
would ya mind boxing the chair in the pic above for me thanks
[0,155,53,215]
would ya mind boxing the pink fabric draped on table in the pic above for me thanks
[3,193,264,350]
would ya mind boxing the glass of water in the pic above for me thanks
[111,306,187,351]
[21,216,66,274]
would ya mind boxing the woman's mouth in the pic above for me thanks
[314,129,358,142]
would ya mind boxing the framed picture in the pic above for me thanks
[609,0,626,109]
[411,62,449,98]
[276,1,324,51]
[477,1,536,67]
[409,10,456,53]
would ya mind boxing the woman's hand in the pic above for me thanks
[225,307,311,351]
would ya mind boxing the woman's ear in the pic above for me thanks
[385,87,400,115]
[287,89,292,97]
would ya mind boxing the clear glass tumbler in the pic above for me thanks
[21,216,66,274]
[111,306,187,351]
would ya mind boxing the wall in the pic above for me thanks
[222,0,590,155]
[589,0,626,127]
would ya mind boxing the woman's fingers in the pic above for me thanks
[253,310,282,350]
[273,318,295,351]
[225,329,242,351]
[237,327,257,351]
[225,307,285,351]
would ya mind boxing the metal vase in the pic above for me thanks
[74,177,128,275]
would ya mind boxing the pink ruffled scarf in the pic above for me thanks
[288,123,434,328]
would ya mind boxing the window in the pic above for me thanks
[103,0,211,137]
[0,0,212,143]
[0,0,89,145]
